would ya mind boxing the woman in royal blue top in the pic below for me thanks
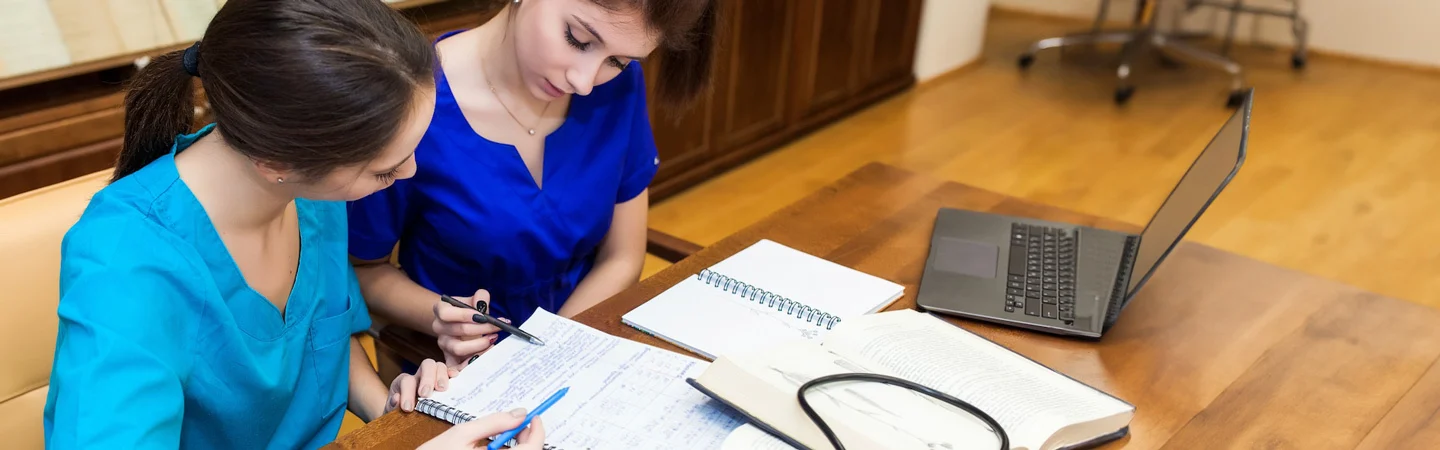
[348,0,718,365]
[44,1,543,448]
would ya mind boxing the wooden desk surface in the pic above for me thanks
[331,163,1440,449]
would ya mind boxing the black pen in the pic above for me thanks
[439,294,547,346]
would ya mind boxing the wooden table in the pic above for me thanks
[330,163,1440,449]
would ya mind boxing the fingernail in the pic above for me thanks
[490,335,498,343]
[509,408,527,417]
[468,354,480,365]
[473,314,486,324]
[499,317,511,324]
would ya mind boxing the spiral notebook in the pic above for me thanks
[621,239,905,360]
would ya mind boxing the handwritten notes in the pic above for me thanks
[427,308,743,449]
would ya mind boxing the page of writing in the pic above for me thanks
[433,308,743,450]
[824,312,1132,449]
[719,424,799,450]
[622,278,824,360]
[731,342,1002,450]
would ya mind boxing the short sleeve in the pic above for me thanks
[616,62,661,204]
[347,178,412,261]
[45,211,199,449]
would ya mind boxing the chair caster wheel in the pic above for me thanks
[1292,54,1307,69]
[1018,54,1035,69]
[1226,90,1247,108]
[1114,86,1134,105]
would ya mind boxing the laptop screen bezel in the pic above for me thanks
[1120,91,1253,307]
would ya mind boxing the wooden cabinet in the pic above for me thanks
[0,0,923,201]
[645,0,924,201]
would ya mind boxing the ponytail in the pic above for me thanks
[113,48,197,182]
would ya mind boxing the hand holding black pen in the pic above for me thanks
[440,294,548,346]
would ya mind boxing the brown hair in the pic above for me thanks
[114,0,436,182]
[608,0,718,107]
[510,0,716,108]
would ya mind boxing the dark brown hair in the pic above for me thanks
[508,0,716,108]
[115,0,436,182]
[604,0,718,107]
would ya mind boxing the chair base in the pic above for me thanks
[1018,28,1249,108]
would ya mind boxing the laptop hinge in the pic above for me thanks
[1102,236,1141,330]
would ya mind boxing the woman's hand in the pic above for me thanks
[433,289,506,368]
[418,410,546,450]
[386,358,455,413]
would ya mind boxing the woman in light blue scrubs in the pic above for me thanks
[349,0,718,367]
[43,1,543,449]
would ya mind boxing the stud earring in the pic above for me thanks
[277,177,285,184]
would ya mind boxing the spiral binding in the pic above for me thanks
[416,398,476,424]
[417,399,560,449]
[697,269,842,330]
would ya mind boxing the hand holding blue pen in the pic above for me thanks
[487,387,567,450]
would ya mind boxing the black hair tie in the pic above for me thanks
[182,42,201,77]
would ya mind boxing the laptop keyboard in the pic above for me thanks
[1006,223,1077,321]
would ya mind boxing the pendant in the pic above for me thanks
[528,129,536,135]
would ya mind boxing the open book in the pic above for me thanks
[416,308,745,449]
[622,239,905,360]
[690,309,1134,450]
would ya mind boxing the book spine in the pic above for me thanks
[416,399,561,450]
[697,269,842,330]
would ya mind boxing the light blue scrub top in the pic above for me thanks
[43,124,372,449]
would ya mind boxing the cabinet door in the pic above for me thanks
[642,55,718,186]
[788,0,868,120]
[860,0,923,90]
[713,0,796,151]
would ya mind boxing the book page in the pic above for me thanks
[823,310,1133,449]
[719,424,799,450]
[724,342,1004,450]
[430,308,744,449]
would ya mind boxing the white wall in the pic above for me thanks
[991,0,1440,69]
[913,0,992,81]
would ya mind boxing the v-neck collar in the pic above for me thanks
[145,124,314,342]
[433,34,583,199]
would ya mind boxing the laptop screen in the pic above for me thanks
[1126,98,1250,297]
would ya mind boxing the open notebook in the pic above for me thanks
[690,309,1134,450]
[415,308,745,450]
[622,239,905,360]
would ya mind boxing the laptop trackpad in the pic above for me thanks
[933,237,998,278]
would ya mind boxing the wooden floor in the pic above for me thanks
[643,9,1440,310]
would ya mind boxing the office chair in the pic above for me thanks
[1181,0,1308,69]
[1017,0,1248,108]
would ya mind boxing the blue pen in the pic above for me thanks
[487,387,568,450]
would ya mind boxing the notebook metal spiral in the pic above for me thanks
[416,399,560,450]
[697,269,842,330]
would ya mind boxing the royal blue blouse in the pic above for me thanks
[347,31,660,327]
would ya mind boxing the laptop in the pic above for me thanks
[915,90,1252,338]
